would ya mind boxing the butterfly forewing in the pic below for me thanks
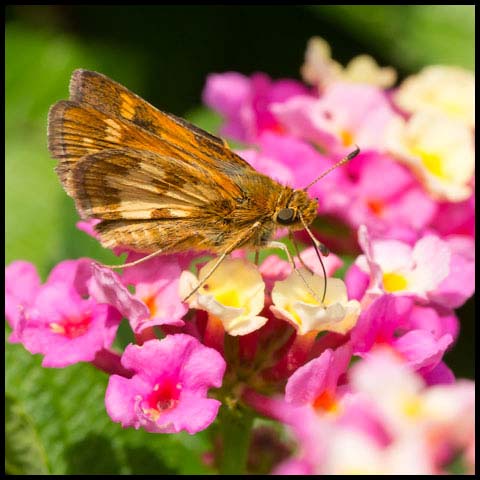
[66,69,254,173]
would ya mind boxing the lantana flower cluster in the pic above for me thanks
[6,37,474,474]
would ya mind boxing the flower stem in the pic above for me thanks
[216,404,255,475]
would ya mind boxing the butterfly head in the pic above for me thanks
[274,189,318,231]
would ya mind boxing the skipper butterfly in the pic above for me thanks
[48,69,358,300]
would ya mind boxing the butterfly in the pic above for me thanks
[48,69,358,301]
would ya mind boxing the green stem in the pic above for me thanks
[217,404,255,475]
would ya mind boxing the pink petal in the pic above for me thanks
[429,245,475,309]
[5,261,41,329]
[182,342,226,394]
[407,304,459,342]
[285,344,351,406]
[90,263,150,332]
[155,394,221,434]
[47,258,92,297]
[351,294,413,354]
[345,264,369,301]
[422,361,455,386]
[106,374,152,427]
[393,329,453,373]
[274,459,314,475]
[18,284,120,367]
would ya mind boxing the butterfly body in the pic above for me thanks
[48,69,318,256]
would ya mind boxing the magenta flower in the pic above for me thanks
[16,282,120,367]
[203,72,308,143]
[105,334,226,434]
[430,194,475,238]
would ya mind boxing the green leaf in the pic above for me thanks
[5,393,50,474]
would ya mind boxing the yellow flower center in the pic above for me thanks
[411,147,446,179]
[402,396,422,418]
[213,289,242,308]
[285,304,303,326]
[382,272,408,292]
[299,291,320,306]
[284,292,321,327]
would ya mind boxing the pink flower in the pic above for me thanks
[338,153,437,240]
[350,348,475,473]
[5,261,41,339]
[89,264,151,332]
[121,255,188,332]
[350,295,453,376]
[90,257,187,334]
[271,82,399,154]
[354,228,452,302]
[16,282,120,367]
[241,137,437,242]
[203,72,308,143]
[105,334,226,434]
[285,344,351,410]
[351,227,474,312]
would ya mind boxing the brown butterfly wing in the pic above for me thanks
[48,69,275,254]
[48,69,255,197]
[66,69,254,173]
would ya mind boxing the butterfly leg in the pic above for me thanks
[183,221,262,302]
[100,248,164,270]
[289,232,314,275]
[267,240,323,304]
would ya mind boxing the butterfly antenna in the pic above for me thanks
[299,213,329,303]
[303,145,360,192]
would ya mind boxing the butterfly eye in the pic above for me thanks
[276,207,296,224]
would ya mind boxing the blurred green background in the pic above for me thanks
[5,5,475,474]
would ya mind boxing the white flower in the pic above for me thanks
[270,269,360,335]
[394,65,474,128]
[179,258,267,336]
[386,111,474,201]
